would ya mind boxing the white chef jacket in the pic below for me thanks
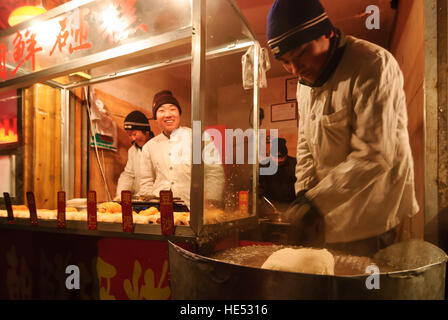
[115,143,147,197]
[296,35,419,243]
[138,126,224,208]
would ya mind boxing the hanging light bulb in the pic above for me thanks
[8,5,47,27]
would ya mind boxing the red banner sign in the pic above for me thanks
[0,0,150,81]
[26,192,38,226]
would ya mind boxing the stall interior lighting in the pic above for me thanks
[99,4,130,42]
[8,5,47,27]
[0,118,18,144]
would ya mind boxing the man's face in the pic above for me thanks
[272,153,287,166]
[156,103,181,136]
[127,130,150,148]
[278,33,333,84]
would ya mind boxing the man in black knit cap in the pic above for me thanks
[114,110,154,200]
[260,138,297,213]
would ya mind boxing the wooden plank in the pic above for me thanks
[74,88,83,198]
[389,0,425,242]
[32,84,61,209]
[22,87,35,202]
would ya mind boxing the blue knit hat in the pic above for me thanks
[267,0,334,59]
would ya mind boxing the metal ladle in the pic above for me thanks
[262,196,283,222]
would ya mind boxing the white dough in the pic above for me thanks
[261,248,335,275]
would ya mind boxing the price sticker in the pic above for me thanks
[87,191,97,230]
[57,191,66,228]
[26,192,38,226]
[239,191,249,214]
[159,190,174,235]
[121,190,134,232]
[3,192,15,224]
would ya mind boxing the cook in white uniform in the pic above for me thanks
[138,90,224,209]
[114,110,154,200]
[266,0,419,256]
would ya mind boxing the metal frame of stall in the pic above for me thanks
[0,0,261,243]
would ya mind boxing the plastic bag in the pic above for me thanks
[242,44,271,89]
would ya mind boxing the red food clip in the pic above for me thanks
[87,191,97,230]
[26,192,38,226]
[121,190,134,232]
[239,191,249,214]
[159,190,175,235]
[57,191,66,228]
[3,192,15,224]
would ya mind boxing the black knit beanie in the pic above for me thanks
[124,111,151,132]
[152,90,181,119]
[267,0,334,59]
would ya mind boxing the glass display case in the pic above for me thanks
[0,0,262,240]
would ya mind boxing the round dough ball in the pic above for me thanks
[261,248,335,275]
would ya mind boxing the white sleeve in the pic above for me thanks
[116,148,135,197]
[136,144,155,197]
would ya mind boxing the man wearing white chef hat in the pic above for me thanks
[267,0,419,256]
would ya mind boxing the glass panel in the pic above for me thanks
[206,0,255,49]
[202,51,256,225]
[0,90,19,146]
[0,156,13,194]
[201,0,257,225]
[87,42,192,84]
[0,0,192,83]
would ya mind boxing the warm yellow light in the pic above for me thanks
[8,6,47,27]
[69,72,92,80]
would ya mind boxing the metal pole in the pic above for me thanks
[61,88,70,195]
[190,0,206,235]
[252,43,260,217]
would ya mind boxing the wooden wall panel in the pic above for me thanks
[74,88,83,198]
[389,0,425,240]
[22,84,61,209]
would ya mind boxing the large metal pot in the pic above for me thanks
[168,239,447,299]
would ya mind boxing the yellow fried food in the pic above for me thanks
[65,207,78,212]
[98,202,122,214]
[138,207,159,216]
[147,213,160,224]
[204,208,225,224]
[174,212,190,226]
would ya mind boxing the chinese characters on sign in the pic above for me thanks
[11,30,42,76]
[0,0,148,81]
[50,8,92,57]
